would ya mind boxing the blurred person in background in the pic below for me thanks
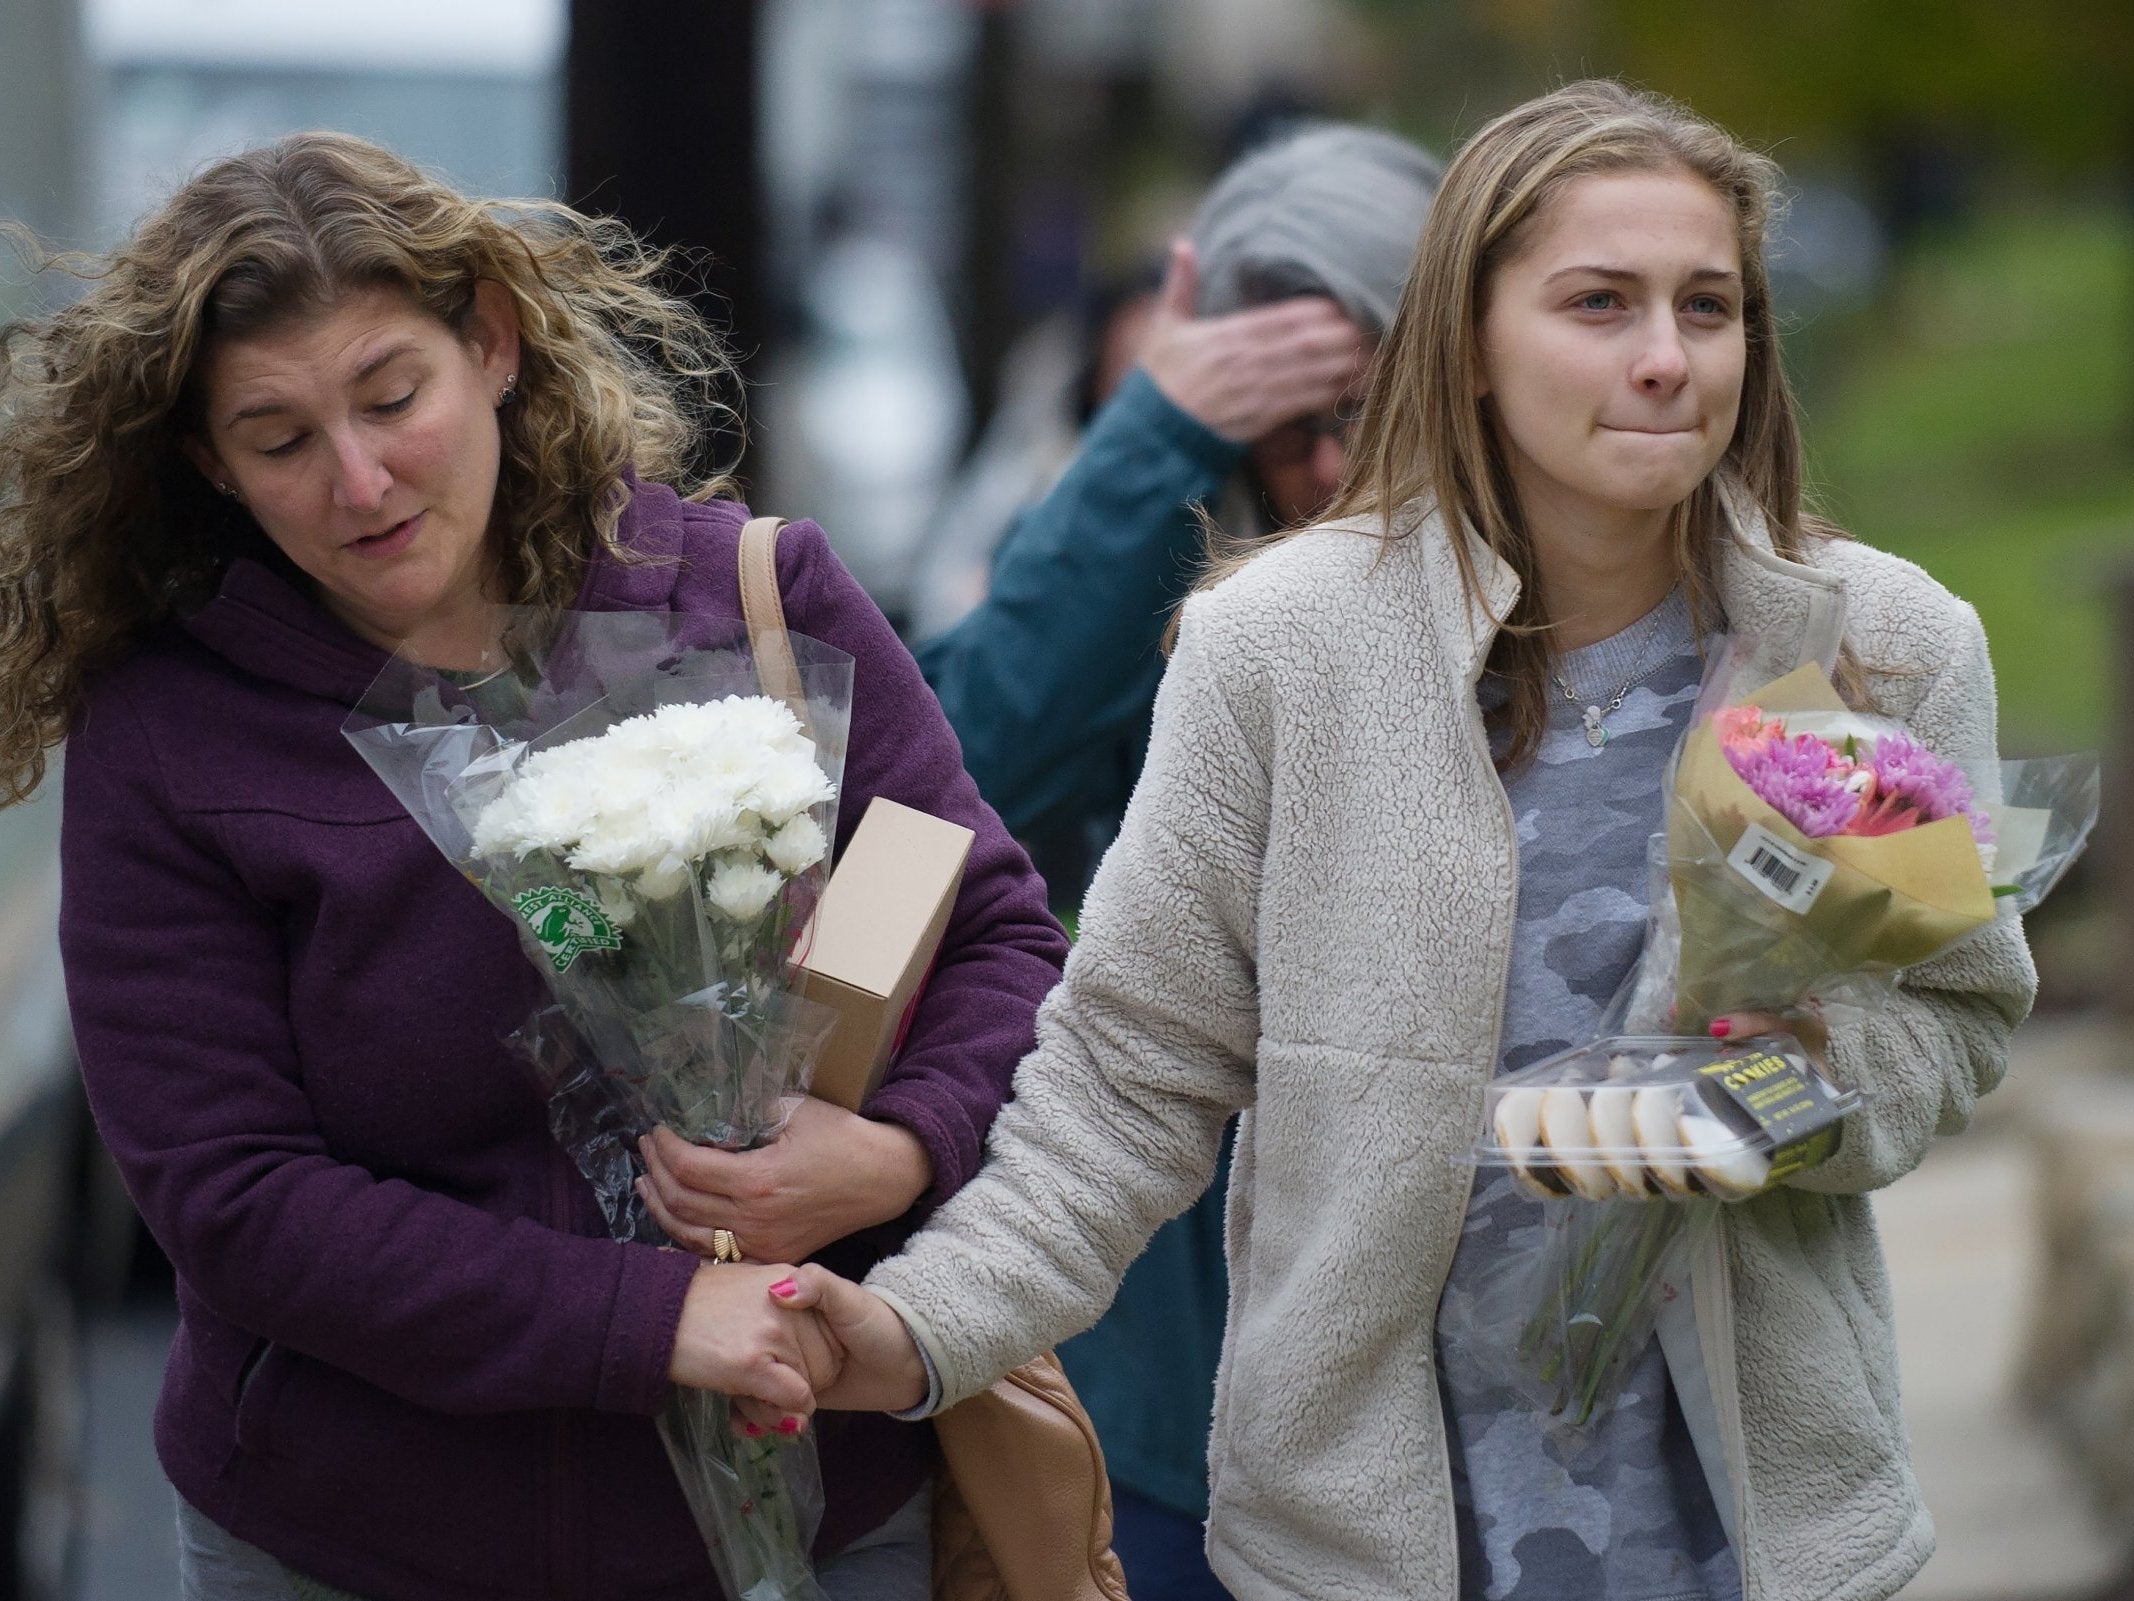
[919,124,1442,894]
[916,122,1443,1601]
[903,263,1164,648]
[908,262,1165,905]
[0,132,1067,1601]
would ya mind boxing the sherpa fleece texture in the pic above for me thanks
[866,495,2035,1601]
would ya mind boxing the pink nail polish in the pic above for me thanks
[777,1417,803,1436]
[1709,1019,1733,1039]
[769,1278,798,1298]
[743,1422,763,1438]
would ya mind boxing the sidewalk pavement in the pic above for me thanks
[71,1301,178,1601]
[1890,1014,2131,1601]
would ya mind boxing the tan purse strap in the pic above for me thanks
[738,515,813,738]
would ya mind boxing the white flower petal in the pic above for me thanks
[765,814,828,876]
[593,876,640,929]
[705,858,784,922]
[467,695,835,897]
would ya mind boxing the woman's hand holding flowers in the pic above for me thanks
[1707,1006,1829,1073]
[637,1099,934,1266]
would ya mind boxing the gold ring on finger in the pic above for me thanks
[711,1228,743,1264]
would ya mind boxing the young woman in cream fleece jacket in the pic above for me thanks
[757,81,2035,1601]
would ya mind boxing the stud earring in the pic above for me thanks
[215,481,239,499]
[497,373,519,408]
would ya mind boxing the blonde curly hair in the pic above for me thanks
[0,131,740,803]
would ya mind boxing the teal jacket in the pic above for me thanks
[915,367,1239,1518]
[916,368,1241,838]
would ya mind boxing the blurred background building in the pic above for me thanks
[2,0,2131,1596]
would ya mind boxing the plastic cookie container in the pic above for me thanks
[1468,1034,1859,1201]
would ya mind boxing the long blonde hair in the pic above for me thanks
[1202,80,1848,770]
[0,131,740,802]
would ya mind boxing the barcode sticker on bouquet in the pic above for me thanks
[1727,822,1835,915]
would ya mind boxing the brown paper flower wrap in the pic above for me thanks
[1665,664,1998,1031]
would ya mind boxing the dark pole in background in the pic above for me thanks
[566,0,765,489]
[960,4,1018,449]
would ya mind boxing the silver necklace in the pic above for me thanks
[441,658,513,690]
[1551,598,1681,748]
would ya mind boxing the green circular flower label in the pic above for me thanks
[513,885,622,972]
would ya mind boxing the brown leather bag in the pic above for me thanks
[738,516,1130,1601]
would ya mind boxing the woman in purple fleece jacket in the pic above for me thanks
[0,134,1066,1599]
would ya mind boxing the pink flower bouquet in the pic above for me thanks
[1459,649,2095,1430]
[1654,661,2035,1032]
[1714,706,1994,843]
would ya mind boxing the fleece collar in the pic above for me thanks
[178,475,688,705]
[1333,481,1850,682]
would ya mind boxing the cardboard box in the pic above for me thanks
[798,797,973,1112]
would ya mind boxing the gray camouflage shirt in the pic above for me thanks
[1436,590,1742,1601]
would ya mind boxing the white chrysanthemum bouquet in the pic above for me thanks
[464,694,838,1151]
[474,697,832,907]
[347,610,856,1601]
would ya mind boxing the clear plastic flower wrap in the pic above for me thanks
[1452,634,2100,1430]
[511,1007,829,1600]
[344,607,855,1601]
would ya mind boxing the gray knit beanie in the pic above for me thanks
[1189,122,1444,336]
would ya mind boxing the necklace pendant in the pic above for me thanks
[1582,705,1609,747]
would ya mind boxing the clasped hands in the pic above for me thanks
[642,1096,934,1432]
[666,1260,928,1435]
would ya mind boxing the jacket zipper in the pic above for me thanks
[548,1147,580,1599]
[1695,1208,1756,1598]
[1431,658,1522,1598]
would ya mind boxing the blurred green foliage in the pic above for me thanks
[1608,0,2127,172]
[1797,208,2133,753]
[1336,0,2134,751]
[1346,0,2132,172]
